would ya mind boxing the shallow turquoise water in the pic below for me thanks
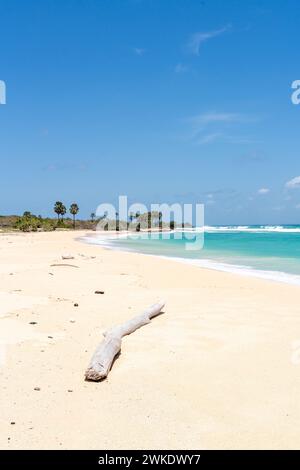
[84,226,300,284]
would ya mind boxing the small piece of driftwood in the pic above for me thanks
[50,263,79,268]
[85,302,165,381]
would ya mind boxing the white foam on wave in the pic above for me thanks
[78,232,130,247]
[159,256,300,286]
[80,233,300,286]
[203,225,300,233]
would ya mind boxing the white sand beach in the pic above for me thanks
[1,230,300,449]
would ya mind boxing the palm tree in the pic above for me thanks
[90,212,96,222]
[61,204,66,220]
[159,211,163,231]
[70,203,79,229]
[135,211,140,232]
[54,201,63,220]
[147,211,152,230]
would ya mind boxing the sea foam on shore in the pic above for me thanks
[81,227,300,286]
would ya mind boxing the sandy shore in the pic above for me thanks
[0,230,300,449]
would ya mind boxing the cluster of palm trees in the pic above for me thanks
[52,205,165,231]
[54,201,79,229]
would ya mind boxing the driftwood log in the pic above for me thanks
[62,254,75,260]
[85,302,165,381]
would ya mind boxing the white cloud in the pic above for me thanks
[187,24,231,55]
[285,176,300,189]
[190,111,240,126]
[187,112,240,141]
[296,204,300,210]
[257,188,270,195]
[184,111,254,145]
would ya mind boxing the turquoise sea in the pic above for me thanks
[83,225,300,285]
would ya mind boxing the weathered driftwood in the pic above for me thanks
[50,263,79,268]
[62,254,75,260]
[85,302,165,381]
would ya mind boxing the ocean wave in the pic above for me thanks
[203,225,300,233]
[80,233,300,286]
[159,256,300,286]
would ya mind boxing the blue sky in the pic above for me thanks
[0,0,300,224]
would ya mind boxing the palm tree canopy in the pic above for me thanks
[70,203,79,216]
[54,201,63,215]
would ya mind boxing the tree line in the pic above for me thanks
[54,201,79,229]
[11,204,180,232]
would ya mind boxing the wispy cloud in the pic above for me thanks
[41,128,49,136]
[224,135,260,145]
[240,151,265,162]
[187,112,240,141]
[43,163,88,172]
[285,176,300,189]
[174,62,188,74]
[257,188,270,195]
[196,133,258,146]
[206,193,215,205]
[133,47,145,56]
[190,111,240,127]
[184,111,256,145]
[187,24,231,55]
[197,132,223,144]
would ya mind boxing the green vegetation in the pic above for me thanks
[14,212,56,232]
[0,206,191,233]
[1,200,84,232]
